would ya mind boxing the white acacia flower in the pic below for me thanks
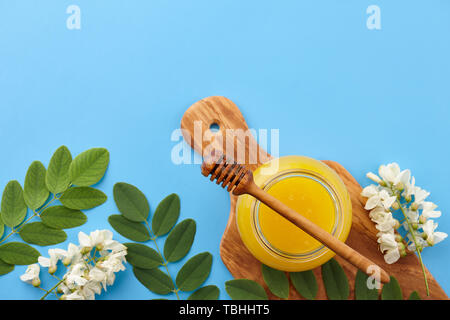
[413,186,430,205]
[78,231,93,250]
[89,267,107,289]
[422,220,448,246]
[378,163,401,184]
[79,230,115,251]
[38,248,66,273]
[364,189,396,211]
[421,201,441,219]
[393,169,411,190]
[363,162,446,268]
[402,176,416,200]
[20,264,40,287]
[361,184,379,198]
[103,240,127,253]
[90,230,113,249]
[80,281,102,300]
[366,172,382,184]
[405,209,419,224]
[22,229,127,300]
[63,292,85,300]
[377,232,400,264]
[62,243,82,266]
[369,207,398,232]
[65,263,88,287]
[406,233,427,251]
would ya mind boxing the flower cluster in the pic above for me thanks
[362,163,447,265]
[20,230,127,300]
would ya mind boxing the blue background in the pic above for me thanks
[0,1,449,299]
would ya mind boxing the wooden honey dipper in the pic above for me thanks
[202,151,390,283]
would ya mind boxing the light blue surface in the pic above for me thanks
[0,1,449,299]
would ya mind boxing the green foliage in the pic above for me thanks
[0,258,14,275]
[108,183,217,300]
[164,219,196,262]
[69,148,109,187]
[225,279,268,300]
[108,215,151,242]
[133,267,174,295]
[381,276,403,300]
[187,285,220,300]
[0,242,40,265]
[19,222,67,246]
[321,258,350,300]
[290,270,318,300]
[0,218,4,239]
[45,146,72,194]
[152,194,180,236]
[24,161,49,210]
[59,187,107,210]
[0,146,109,276]
[354,269,379,300]
[40,206,87,229]
[232,259,417,301]
[261,264,289,299]
[1,180,27,228]
[125,243,163,269]
[113,183,149,222]
[176,252,212,292]
[408,290,421,300]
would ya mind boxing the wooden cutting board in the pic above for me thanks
[181,96,448,300]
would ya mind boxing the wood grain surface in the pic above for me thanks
[181,96,448,300]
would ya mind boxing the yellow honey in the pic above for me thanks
[236,156,352,271]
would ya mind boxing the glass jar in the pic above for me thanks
[236,156,352,271]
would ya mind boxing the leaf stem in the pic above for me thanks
[144,220,180,300]
[40,279,63,300]
[0,194,62,245]
[396,199,430,295]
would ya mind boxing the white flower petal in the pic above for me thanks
[384,249,400,264]
[38,256,51,268]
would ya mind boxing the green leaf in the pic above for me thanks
[0,259,14,275]
[0,218,4,239]
[290,270,318,300]
[69,148,109,186]
[133,267,174,295]
[24,161,49,210]
[60,187,107,210]
[46,146,72,194]
[113,183,149,222]
[152,194,180,236]
[261,264,289,299]
[176,252,212,292]
[408,291,421,300]
[321,258,349,300]
[40,206,87,229]
[381,276,403,300]
[354,269,379,300]
[188,285,220,300]
[124,243,163,269]
[108,215,150,242]
[0,242,40,265]
[225,279,268,300]
[164,219,196,262]
[1,180,27,228]
[19,222,67,246]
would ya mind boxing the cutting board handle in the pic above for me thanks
[181,96,272,171]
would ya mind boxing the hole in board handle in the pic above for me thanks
[209,122,220,133]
